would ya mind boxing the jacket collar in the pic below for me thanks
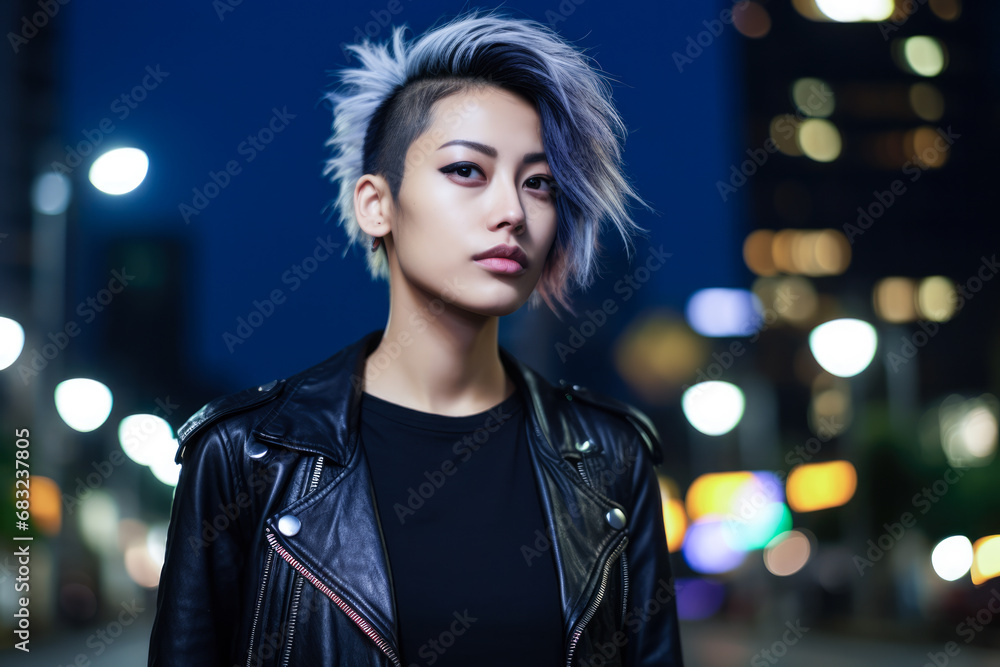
[252,328,577,464]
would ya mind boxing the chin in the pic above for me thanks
[457,287,532,318]
[460,298,527,318]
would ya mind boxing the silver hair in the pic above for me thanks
[321,7,652,315]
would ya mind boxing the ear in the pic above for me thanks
[354,173,393,240]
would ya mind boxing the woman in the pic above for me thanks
[149,9,683,666]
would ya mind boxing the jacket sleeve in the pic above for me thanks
[148,424,249,666]
[621,429,685,666]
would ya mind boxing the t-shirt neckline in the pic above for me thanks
[360,387,523,433]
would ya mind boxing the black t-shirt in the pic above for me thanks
[359,387,564,666]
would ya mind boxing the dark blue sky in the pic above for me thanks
[61,1,745,390]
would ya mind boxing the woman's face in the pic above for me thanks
[385,85,559,317]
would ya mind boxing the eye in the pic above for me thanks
[525,176,558,196]
[440,162,484,180]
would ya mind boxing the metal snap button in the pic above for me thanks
[277,515,301,537]
[575,440,592,453]
[246,440,269,459]
[606,508,627,530]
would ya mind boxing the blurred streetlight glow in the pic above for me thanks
[939,394,999,468]
[683,518,748,574]
[615,316,711,399]
[792,78,835,117]
[929,0,961,21]
[797,118,842,162]
[118,414,175,466]
[54,378,113,432]
[149,446,182,486]
[931,535,973,581]
[686,471,756,521]
[686,288,761,337]
[903,36,946,77]
[873,277,918,323]
[32,172,72,214]
[918,276,957,322]
[125,543,163,588]
[724,502,793,551]
[30,476,62,535]
[787,461,858,512]
[682,381,746,436]
[764,530,812,576]
[972,536,1000,585]
[78,491,120,555]
[744,230,777,276]
[89,147,149,195]
[147,522,170,568]
[809,318,878,377]
[0,316,25,370]
[663,498,688,553]
[814,0,893,22]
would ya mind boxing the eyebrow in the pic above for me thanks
[438,139,547,166]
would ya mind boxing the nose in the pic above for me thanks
[489,178,526,233]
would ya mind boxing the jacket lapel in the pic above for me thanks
[504,348,628,639]
[264,433,402,660]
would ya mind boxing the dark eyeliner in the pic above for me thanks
[440,161,480,175]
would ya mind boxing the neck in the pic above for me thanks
[362,289,514,417]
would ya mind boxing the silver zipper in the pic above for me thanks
[565,536,628,667]
[570,455,630,664]
[279,578,305,667]
[246,547,275,667]
[266,530,401,667]
[620,550,629,627]
[279,457,326,667]
[308,457,325,490]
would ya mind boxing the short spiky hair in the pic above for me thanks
[322,8,651,316]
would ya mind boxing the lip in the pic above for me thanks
[473,244,528,275]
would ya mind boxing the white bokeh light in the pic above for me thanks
[904,36,946,77]
[932,535,974,582]
[54,378,114,432]
[815,0,893,22]
[682,381,746,436]
[149,445,181,487]
[809,318,878,377]
[118,414,175,466]
[0,317,25,371]
[89,147,149,195]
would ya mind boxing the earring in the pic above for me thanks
[371,236,381,252]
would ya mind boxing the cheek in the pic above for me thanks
[541,210,559,252]
[393,206,465,277]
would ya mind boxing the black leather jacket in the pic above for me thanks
[149,329,684,666]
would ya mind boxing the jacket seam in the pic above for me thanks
[211,421,250,500]
[626,430,644,514]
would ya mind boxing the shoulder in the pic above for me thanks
[556,379,664,467]
[174,378,286,463]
